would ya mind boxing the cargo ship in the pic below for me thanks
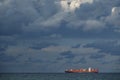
[65,67,98,73]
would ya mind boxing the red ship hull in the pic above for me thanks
[65,70,98,73]
[65,68,98,73]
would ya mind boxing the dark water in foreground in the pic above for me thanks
[0,73,120,80]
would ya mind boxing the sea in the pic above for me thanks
[0,73,120,80]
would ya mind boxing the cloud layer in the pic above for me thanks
[0,0,120,73]
[0,0,120,37]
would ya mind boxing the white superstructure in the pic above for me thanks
[88,67,91,72]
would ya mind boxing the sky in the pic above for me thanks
[0,0,120,73]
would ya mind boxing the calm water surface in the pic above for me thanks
[0,73,120,80]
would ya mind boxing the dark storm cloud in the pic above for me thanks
[72,44,81,48]
[0,0,120,73]
[75,1,110,20]
[29,42,58,50]
[78,57,87,64]
[0,0,119,38]
[0,36,17,52]
[0,53,16,62]
[73,57,87,64]
[0,42,7,52]
[73,1,118,19]
[89,54,105,59]
[60,51,75,59]
[27,57,43,63]
[53,0,120,38]
[84,40,120,55]
[66,0,120,36]
[0,0,58,36]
